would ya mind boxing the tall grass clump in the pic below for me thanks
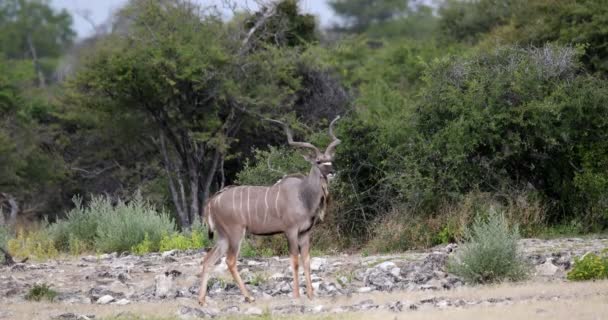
[49,193,176,254]
[94,193,176,253]
[0,225,10,263]
[447,210,529,284]
[49,196,101,253]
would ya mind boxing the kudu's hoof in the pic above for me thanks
[197,297,206,306]
[245,296,256,303]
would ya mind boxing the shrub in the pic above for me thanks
[131,233,153,256]
[94,194,176,253]
[447,210,528,284]
[567,251,608,281]
[240,238,275,258]
[8,228,59,261]
[25,283,58,302]
[159,230,207,252]
[48,195,100,253]
[0,225,10,263]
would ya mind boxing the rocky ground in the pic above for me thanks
[1,237,607,320]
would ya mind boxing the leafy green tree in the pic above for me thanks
[69,0,320,227]
[0,0,75,86]
[329,0,409,33]
[438,0,515,43]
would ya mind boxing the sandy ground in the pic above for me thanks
[2,280,607,320]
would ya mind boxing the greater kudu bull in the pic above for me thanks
[197,116,341,305]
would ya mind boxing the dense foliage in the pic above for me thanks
[1,0,608,256]
[567,250,608,281]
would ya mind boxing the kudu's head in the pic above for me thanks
[267,116,341,181]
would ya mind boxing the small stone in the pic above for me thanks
[311,257,327,272]
[312,305,324,313]
[247,260,262,266]
[96,295,115,304]
[161,250,178,258]
[536,258,559,277]
[376,261,397,272]
[222,306,240,313]
[387,301,403,312]
[155,273,175,298]
[390,267,401,278]
[177,305,218,318]
[52,313,78,320]
[357,287,373,293]
[244,307,264,316]
[114,299,130,305]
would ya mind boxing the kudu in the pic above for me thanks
[197,116,341,305]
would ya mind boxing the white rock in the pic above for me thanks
[161,250,178,258]
[312,282,321,290]
[114,299,130,305]
[214,257,228,273]
[155,274,175,298]
[376,261,397,272]
[96,295,114,304]
[312,305,324,313]
[247,260,262,266]
[390,267,401,278]
[536,258,559,276]
[244,307,264,316]
[271,273,286,280]
[311,257,327,272]
[357,287,373,293]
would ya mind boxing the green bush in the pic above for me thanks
[25,283,58,302]
[94,194,176,253]
[567,251,608,281]
[49,195,101,253]
[0,225,10,263]
[8,227,59,260]
[48,193,176,254]
[447,211,528,284]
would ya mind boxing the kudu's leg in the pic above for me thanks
[198,238,228,305]
[226,228,255,303]
[286,229,301,299]
[298,231,314,299]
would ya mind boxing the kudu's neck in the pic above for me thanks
[306,165,325,185]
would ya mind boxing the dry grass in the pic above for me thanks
[2,280,607,320]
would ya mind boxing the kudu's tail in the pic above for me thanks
[202,198,215,241]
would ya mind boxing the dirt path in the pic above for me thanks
[2,280,608,320]
[1,237,607,319]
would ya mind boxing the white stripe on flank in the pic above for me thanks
[215,192,224,207]
[255,187,259,223]
[239,187,243,212]
[275,184,281,218]
[246,187,251,225]
[232,187,236,211]
[264,187,270,223]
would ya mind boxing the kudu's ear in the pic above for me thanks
[302,153,316,163]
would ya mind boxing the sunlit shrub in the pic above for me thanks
[447,210,529,283]
[567,251,608,281]
[8,228,59,260]
[94,194,175,253]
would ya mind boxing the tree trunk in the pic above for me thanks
[158,133,189,226]
[26,33,46,88]
[0,193,18,228]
